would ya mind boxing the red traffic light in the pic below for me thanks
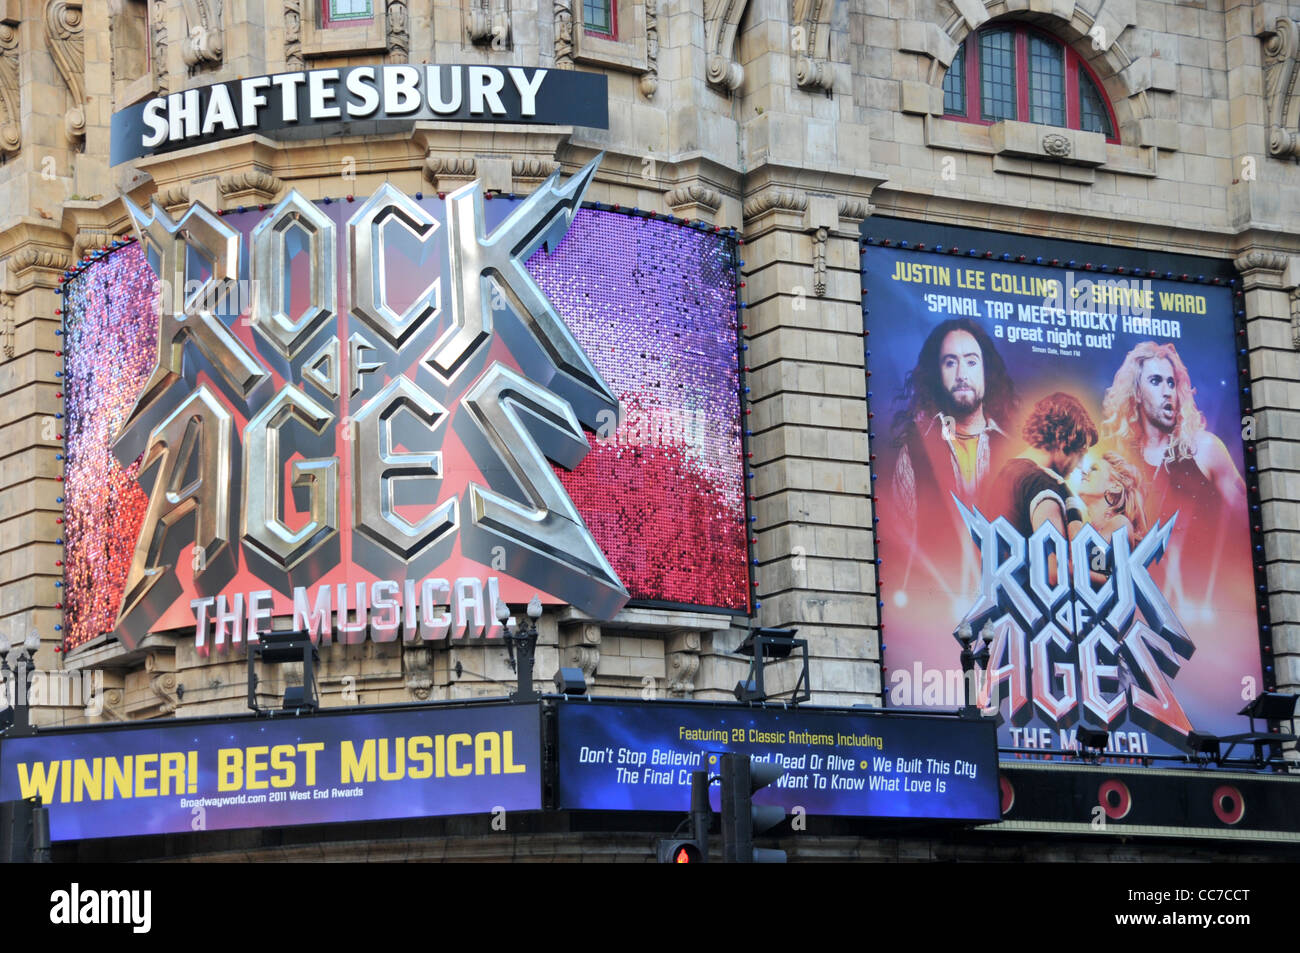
[657,839,705,863]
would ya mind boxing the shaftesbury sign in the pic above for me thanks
[109,65,609,163]
[114,157,631,652]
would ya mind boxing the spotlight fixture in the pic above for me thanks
[1185,731,1221,766]
[732,628,809,705]
[553,667,588,695]
[1075,725,1110,760]
[1221,692,1299,764]
[247,631,319,715]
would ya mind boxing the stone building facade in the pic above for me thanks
[0,0,1295,751]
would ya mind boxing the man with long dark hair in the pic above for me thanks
[891,318,1019,525]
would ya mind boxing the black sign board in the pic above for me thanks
[111,65,609,164]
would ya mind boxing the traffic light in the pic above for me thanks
[720,752,787,863]
[656,769,711,863]
[656,839,704,863]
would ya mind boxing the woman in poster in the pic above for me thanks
[1077,451,1147,545]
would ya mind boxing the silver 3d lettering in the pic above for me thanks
[955,498,1195,745]
[116,156,628,652]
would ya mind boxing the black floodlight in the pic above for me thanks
[1221,692,1299,765]
[1076,725,1110,759]
[1239,692,1299,724]
[732,628,810,705]
[1186,731,1221,765]
[553,667,587,695]
[248,630,319,714]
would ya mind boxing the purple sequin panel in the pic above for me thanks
[62,245,157,648]
[531,211,748,609]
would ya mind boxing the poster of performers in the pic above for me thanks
[864,242,1260,758]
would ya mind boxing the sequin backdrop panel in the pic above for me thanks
[61,205,750,645]
[529,211,748,610]
[62,245,157,648]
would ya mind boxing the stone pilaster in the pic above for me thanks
[741,169,879,706]
[1235,249,1300,710]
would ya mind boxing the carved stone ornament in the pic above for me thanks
[1042,132,1071,157]
[811,225,828,296]
[563,622,601,681]
[1291,288,1300,349]
[0,19,19,156]
[666,631,700,696]
[97,687,127,721]
[705,0,748,92]
[666,184,723,213]
[1233,249,1289,274]
[146,653,180,714]
[425,153,477,185]
[46,1,87,145]
[285,0,304,70]
[219,170,284,201]
[742,187,807,221]
[666,651,700,695]
[11,247,71,275]
[468,0,511,49]
[152,0,170,92]
[0,292,13,360]
[512,156,559,180]
[792,0,834,92]
[641,0,659,97]
[404,643,434,700]
[1263,19,1300,158]
[554,0,574,68]
[386,0,409,64]
[837,197,871,222]
[157,184,191,211]
[181,0,223,69]
[74,228,115,261]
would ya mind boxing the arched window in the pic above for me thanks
[942,24,1119,143]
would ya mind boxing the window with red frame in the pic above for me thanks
[943,24,1118,142]
[322,0,374,28]
[583,0,616,38]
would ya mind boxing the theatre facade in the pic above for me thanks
[0,0,1298,860]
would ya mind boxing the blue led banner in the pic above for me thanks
[554,702,999,820]
[0,704,541,841]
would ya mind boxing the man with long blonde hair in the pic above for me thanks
[1100,341,1245,518]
